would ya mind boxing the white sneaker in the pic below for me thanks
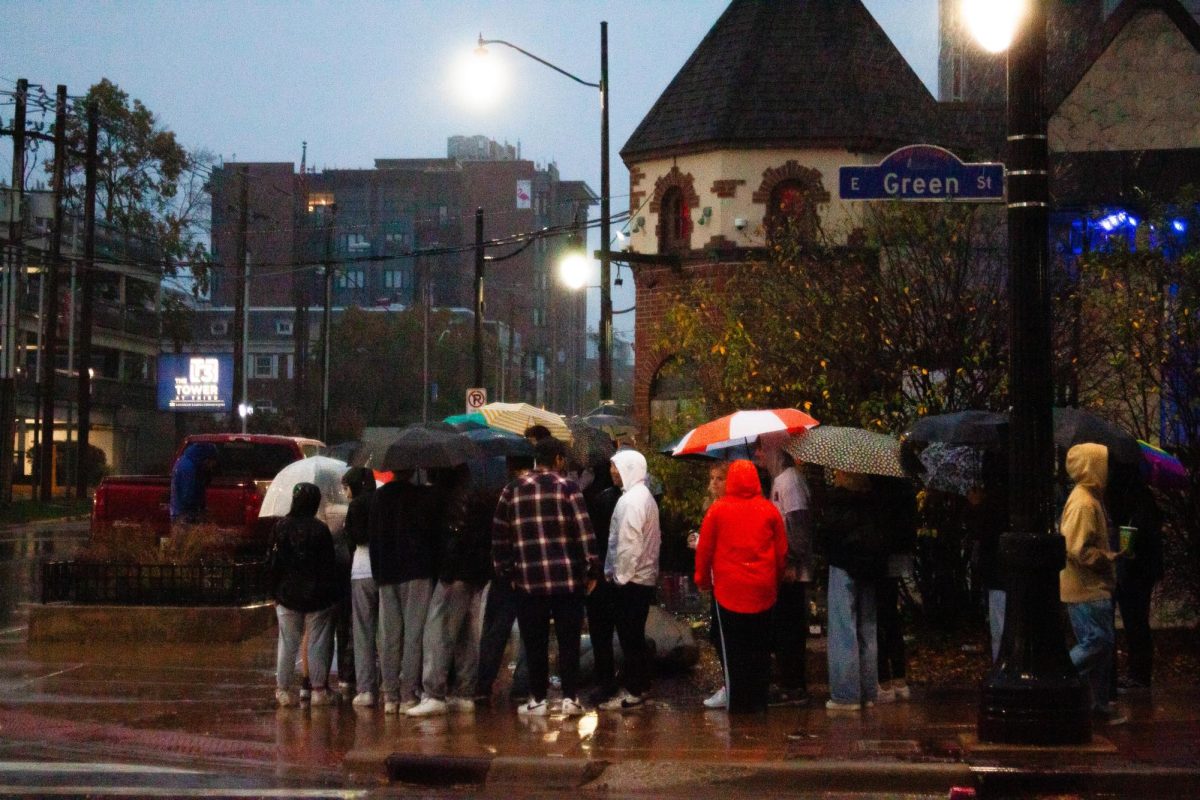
[875,687,896,704]
[310,688,333,706]
[517,698,548,716]
[275,688,297,708]
[893,683,911,700]
[447,697,475,713]
[703,686,728,709]
[352,692,375,708]
[560,697,585,716]
[406,697,447,717]
[825,699,861,712]
[600,692,644,712]
[384,698,400,715]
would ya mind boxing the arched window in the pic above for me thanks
[658,187,691,253]
[766,179,817,242]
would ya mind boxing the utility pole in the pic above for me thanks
[599,20,613,403]
[1,78,28,506]
[293,144,309,430]
[75,101,97,500]
[39,85,67,501]
[473,207,485,389]
[319,204,336,443]
[230,166,248,430]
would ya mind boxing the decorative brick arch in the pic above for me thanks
[752,161,829,242]
[752,161,829,205]
[649,166,701,214]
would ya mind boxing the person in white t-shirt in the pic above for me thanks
[342,467,379,708]
[757,447,813,707]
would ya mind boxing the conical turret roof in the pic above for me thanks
[621,0,938,161]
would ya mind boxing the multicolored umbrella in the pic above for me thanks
[1138,440,1189,491]
[672,408,819,457]
[479,402,571,442]
[785,426,906,477]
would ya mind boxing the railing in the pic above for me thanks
[40,561,270,606]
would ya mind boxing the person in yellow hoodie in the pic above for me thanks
[1059,442,1125,725]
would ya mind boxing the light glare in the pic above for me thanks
[454,48,506,111]
[559,253,590,290]
[961,0,1027,53]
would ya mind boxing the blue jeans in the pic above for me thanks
[826,566,878,705]
[989,589,1007,662]
[1068,598,1114,712]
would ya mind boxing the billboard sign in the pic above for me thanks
[157,354,234,412]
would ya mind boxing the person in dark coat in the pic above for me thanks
[407,465,494,716]
[582,456,622,705]
[1112,479,1164,691]
[369,469,440,714]
[872,475,917,702]
[269,482,339,707]
[343,467,379,707]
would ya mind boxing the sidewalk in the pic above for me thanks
[1,622,1198,797]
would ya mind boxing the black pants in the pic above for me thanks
[586,579,618,695]
[715,602,772,713]
[771,580,808,691]
[515,590,586,702]
[614,582,655,697]
[477,578,519,696]
[1116,575,1155,685]
[876,577,906,683]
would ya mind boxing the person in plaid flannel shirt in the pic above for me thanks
[492,437,599,717]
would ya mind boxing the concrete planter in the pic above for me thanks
[27,601,276,644]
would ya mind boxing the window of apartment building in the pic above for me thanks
[307,192,335,213]
[533,307,546,327]
[383,268,411,291]
[275,319,293,336]
[658,187,691,254]
[210,320,229,336]
[337,269,365,289]
[341,233,370,254]
[384,231,410,251]
[252,354,277,379]
[438,206,449,225]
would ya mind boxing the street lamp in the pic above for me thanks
[964,0,1092,744]
[474,23,614,402]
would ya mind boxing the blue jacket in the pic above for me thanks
[170,443,218,521]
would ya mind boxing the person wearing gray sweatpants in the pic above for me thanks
[368,470,442,714]
[342,467,379,707]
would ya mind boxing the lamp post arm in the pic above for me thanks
[478,35,600,88]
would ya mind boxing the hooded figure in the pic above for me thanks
[268,481,339,708]
[1060,443,1116,604]
[605,450,661,588]
[1059,442,1123,722]
[170,442,218,521]
[694,459,787,714]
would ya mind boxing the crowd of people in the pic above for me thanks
[260,427,1163,727]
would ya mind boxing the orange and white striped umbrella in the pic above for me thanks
[672,408,819,457]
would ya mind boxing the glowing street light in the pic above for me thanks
[558,252,591,292]
[961,0,1027,53]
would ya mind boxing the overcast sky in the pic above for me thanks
[0,0,941,335]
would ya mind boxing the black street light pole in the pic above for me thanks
[477,22,612,400]
[474,207,485,388]
[978,0,1091,745]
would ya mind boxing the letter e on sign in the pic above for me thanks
[466,387,488,413]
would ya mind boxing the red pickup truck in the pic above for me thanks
[91,434,324,557]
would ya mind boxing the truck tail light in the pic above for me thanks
[92,486,106,522]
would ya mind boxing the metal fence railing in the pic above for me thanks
[40,561,270,606]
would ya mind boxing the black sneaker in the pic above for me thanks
[769,688,811,707]
[1117,677,1150,694]
[1094,706,1128,727]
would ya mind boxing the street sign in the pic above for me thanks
[465,387,487,413]
[839,144,1004,202]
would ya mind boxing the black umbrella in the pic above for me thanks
[381,425,481,470]
[1052,407,1141,466]
[907,410,1010,450]
[463,426,536,459]
[565,418,615,469]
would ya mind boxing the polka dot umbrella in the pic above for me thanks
[785,426,906,477]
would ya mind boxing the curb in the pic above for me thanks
[345,751,604,789]
[974,765,1200,799]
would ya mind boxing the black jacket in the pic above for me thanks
[268,516,339,613]
[816,486,888,581]
[438,483,494,587]
[368,480,441,585]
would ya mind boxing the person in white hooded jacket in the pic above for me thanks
[600,449,661,711]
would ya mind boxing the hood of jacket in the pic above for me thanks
[611,449,648,492]
[180,442,218,467]
[725,460,762,499]
[1066,443,1108,493]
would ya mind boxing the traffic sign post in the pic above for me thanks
[465,387,487,413]
[840,144,1004,202]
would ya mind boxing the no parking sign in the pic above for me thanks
[465,387,487,413]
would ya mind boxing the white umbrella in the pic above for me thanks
[259,456,350,531]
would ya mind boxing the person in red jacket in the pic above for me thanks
[694,459,788,713]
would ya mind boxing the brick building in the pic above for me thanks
[201,138,596,431]
[621,0,1200,440]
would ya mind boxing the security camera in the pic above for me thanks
[734,217,747,231]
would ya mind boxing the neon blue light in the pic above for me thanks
[1173,219,1187,233]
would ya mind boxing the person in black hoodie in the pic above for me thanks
[368,469,440,714]
[582,456,621,705]
[269,482,339,708]
[343,467,380,708]
[407,465,493,716]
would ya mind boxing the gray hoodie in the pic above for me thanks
[605,450,661,587]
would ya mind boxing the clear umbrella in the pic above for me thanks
[259,456,350,531]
